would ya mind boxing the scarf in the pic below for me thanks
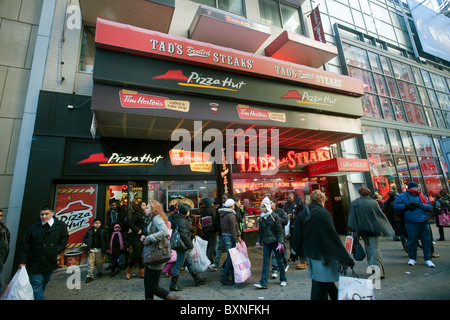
[407,188,429,204]
[110,224,124,251]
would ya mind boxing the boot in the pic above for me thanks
[110,266,116,278]
[165,292,183,300]
[169,275,183,291]
[138,268,145,278]
[126,267,133,280]
[191,272,206,286]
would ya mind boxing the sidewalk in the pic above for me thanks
[44,225,450,300]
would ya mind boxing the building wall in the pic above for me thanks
[0,0,43,212]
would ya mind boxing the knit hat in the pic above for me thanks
[408,181,419,189]
[260,196,272,210]
[224,199,235,208]
[203,197,213,206]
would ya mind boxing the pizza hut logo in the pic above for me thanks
[56,200,93,235]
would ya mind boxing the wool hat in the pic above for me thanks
[224,198,235,208]
[203,197,213,206]
[408,181,419,189]
[260,196,271,210]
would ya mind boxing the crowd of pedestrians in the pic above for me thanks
[0,181,447,300]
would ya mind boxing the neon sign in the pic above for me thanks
[235,149,331,173]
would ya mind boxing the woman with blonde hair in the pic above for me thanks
[143,200,181,300]
[291,190,354,300]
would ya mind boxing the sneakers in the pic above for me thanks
[280,281,287,287]
[208,264,218,271]
[425,260,435,268]
[254,283,267,289]
[408,259,416,266]
[271,271,278,279]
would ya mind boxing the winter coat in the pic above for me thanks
[171,212,194,251]
[393,191,432,224]
[83,226,107,253]
[144,214,169,270]
[348,196,393,237]
[200,205,218,233]
[19,219,69,274]
[0,222,10,268]
[129,208,146,240]
[257,212,284,245]
[219,208,240,242]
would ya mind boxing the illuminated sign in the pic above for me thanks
[234,149,331,173]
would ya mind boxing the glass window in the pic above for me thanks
[407,156,423,187]
[363,126,390,153]
[391,60,413,81]
[343,43,370,69]
[380,56,393,76]
[280,3,302,34]
[386,77,400,98]
[368,154,398,198]
[412,66,424,86]
[380,96,395,120]
[368,51,382,73]
[411,133,435,156]
[258,0,302,34]
[79,25,96,73]
[362,94,382,118]
[443,111,450,129]
[395,155,410,192]
[373,73,389,96]
[417,86,430,106]
[428,89,440,108]
[434,109,447,129]
[424,107,437,128]
[421,69,433,88]
[348,66,376,93]
[400,130,416,154]
[419,157,446,197]
[398,81,419,103]
[194,0,245,15]
[404,102,426,125]
[392,99,406,122]
[437,92,450,110]
[387,128,403,153]
[430,72,449,93]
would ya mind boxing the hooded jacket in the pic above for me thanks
[171,212,194,251]
[393,191,432,223]
[219,208,240,242]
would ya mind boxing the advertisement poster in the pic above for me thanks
[166,190,199,211]
[55,184,97,268]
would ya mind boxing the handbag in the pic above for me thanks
[338,269,375,300]
[352,234,366,261]
[170,220,187,251]
[142,217,171,266]
[438,209,450,227]
[143,237,171,266]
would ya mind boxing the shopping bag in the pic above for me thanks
[229,241,251,283]
[438,210,450,227]
[345,235,354,254]
[1,266,34,300]
[189,236,210,273]
[338,272,375,300]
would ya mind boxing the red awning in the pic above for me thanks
[265,31,338,68]
[307,158,369,176]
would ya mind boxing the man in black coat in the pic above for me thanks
[18,205,69,300]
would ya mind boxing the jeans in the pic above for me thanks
[220,234,236,282]
[212,234,226,266]
[361,236,385,277]
[29,271,52,300]
[260,242,286,287]
[172,249,195,277]
[405,222,432,261]
[272,248,288,272]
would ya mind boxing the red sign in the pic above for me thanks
[55,185,97,268]
[307,158,369,176]
[119,89,167,109]
[169,149,210,165]
[95,18,364,97]
[310,6,326,44]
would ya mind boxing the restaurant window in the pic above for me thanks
[363,126,390,153]
[79,25,95,73]
[419,157,446,197]
[259,0,303,34]
[368,154,399,198]
[193,0,245,15]
[148,180,218,213]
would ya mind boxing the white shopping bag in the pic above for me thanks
[1,266,34,300]
[189,236,210,273]
[338,275,375,300]
[229,241,251,283]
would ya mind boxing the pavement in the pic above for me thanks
[43,224,450,301]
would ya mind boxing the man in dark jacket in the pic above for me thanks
[18,205,69,300]
[0,208,10,294]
